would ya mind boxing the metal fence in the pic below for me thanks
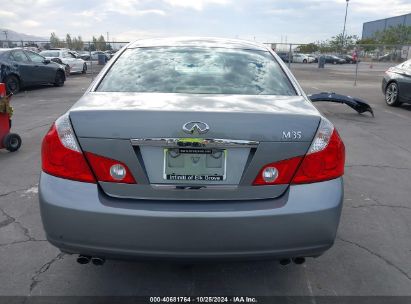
[264,42,411,65]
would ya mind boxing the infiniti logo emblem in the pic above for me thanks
[182,121,210,134]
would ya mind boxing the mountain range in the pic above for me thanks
[0,28,47,41]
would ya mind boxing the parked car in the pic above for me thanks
[377,52,401,62]
[79,51,110,64]
[308,54,318,63]
[39,50,87,74]
[324,55,345,64]
[78,53,99,64]
[382,59,411,106]
[276,51,293,63]
[0,48,66,94]
[337,55,359,64]
[39,37,345,264]
[293,54,313,63]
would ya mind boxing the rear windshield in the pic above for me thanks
[97,47,296,95]
[40,51,60,57]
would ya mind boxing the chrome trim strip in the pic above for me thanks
[131,138,259,148]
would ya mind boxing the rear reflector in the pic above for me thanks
[253,156,303,185]
[85,152,136,184]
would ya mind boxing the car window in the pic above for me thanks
[40,51,60,57]
[97,47,297,96]
[25,51,45,63]
[11,50,30,62]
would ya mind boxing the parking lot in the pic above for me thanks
[0,62,410,296]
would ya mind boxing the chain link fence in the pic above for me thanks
[264,42,411,65]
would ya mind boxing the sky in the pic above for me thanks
[0,0,410,44]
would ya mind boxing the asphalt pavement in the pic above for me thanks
[0,62,410,296]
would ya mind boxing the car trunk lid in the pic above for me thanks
[70,92,321,200]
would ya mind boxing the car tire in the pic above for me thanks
[5,75,20,94]
[385,82,401,107]
[82,63,87,74]
[54,71,65,87]
[3,133,22,152]
[303,59,307,63]
[333,61,337,65]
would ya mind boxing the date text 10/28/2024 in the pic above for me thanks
[149,297,258,303]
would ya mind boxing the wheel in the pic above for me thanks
[82,63,87,74]
[385,82,401,107]
[3,133,22,152]
[333,61,337,65]
[303,59,307,63]
[54,71,65,87]
[5,75,20,94]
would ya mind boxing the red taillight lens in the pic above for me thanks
[253,118,345,186]
[41,124,96,183]
[85,152,136,184]
[292,130,345,184]
[253,156,303,185]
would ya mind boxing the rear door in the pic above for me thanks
[69,52,84,71]
[398,61,411,102]
[25,51,56,83]
[63,51,79,71]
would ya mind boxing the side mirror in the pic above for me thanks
[43,59,51,64]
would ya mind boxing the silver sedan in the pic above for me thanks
[39,37,345,265]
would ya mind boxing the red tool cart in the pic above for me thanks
[0,83,21,152]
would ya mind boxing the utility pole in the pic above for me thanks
[341,0,350,52]
[2,30,8,48]
[3,30,8,41]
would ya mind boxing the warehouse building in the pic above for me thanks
[362,13,411,39]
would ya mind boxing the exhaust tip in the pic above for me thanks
[292,257,306,265]
[91,257,106,266]
[279,258,291,266]
[77,255,91,264]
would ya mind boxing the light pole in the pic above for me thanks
[341,0,350,51]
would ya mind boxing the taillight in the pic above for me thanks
[292,118,345,184]
[41,114,96,183]
[252,118,345,186]
[85,152,136,184]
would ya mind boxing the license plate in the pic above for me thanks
[163,148,226,181]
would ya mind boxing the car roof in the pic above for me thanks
[127,37,268,51]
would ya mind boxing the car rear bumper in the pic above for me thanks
[39,172,343,261]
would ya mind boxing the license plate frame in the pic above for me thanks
[163,148,227,182]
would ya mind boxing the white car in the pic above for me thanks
[293,54,314,63]
[39,50,87,74]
